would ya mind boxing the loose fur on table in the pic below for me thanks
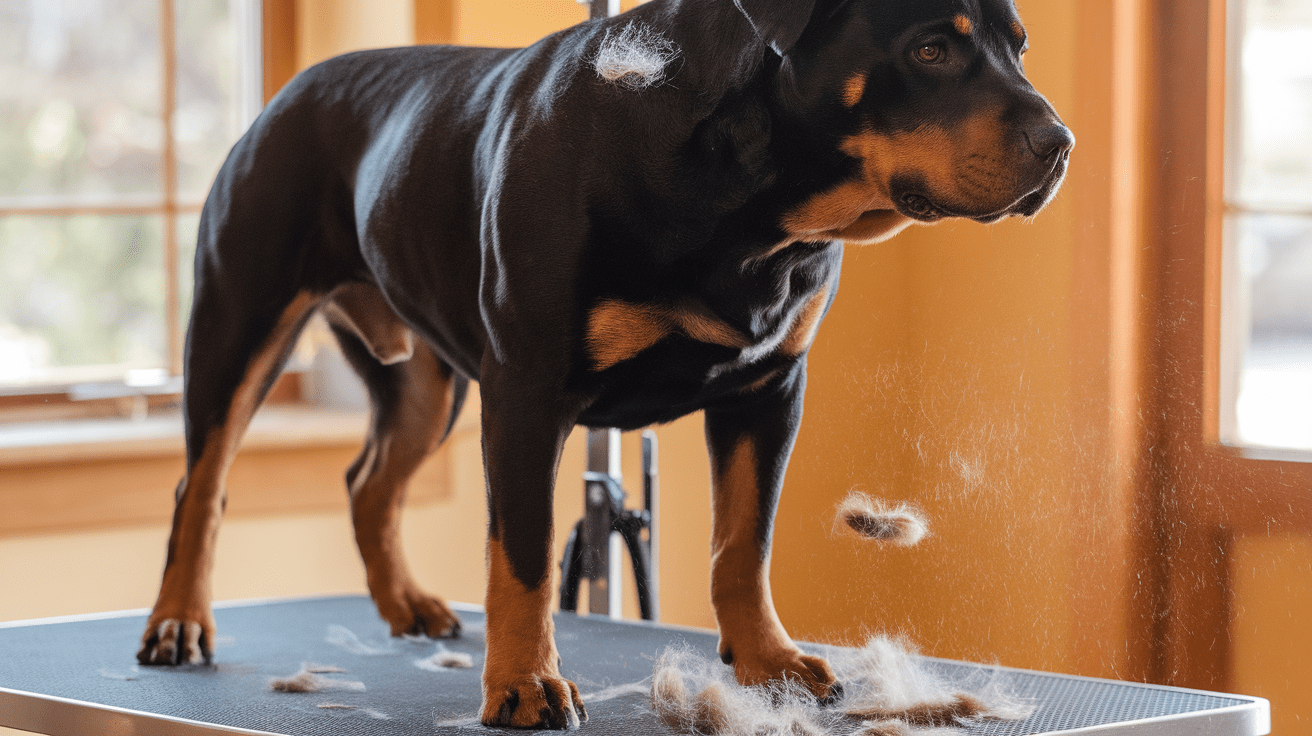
[650,636,1031,735]
[324,624,394,656]
[413,643,475,671]
[269,666,366,693]
[592,22,680,90]
[835,492,929,547]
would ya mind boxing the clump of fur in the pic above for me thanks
[835,492,929,547]
[652,646,824,735]
[414,644,474,671]
[649,636,1032,735]
[269,667,365,693]
[593,22,680,90]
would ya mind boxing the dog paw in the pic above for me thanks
[732,648,842,704]
[137,617,213,666]
[481,674,587,729]
[376,587,462,638]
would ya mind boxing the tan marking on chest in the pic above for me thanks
[780,284,830,356]
[842,72,867,108]
[954,14,973,35]
[585,300,750,370]
[586,301,672,370]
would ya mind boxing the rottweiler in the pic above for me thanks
[136,0,1072,729]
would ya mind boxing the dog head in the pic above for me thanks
[739,0,1074,242]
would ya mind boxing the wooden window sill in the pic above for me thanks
[0,405,370,467]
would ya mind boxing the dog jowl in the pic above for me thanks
[135,0,1070,729]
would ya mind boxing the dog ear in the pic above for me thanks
[732,0,818,56]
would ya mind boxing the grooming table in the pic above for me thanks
[0,595,1268,735]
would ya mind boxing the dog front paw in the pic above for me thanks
[375,587,462,638]
[481,674,587,730]
[728,646,842,704]
[137,615,214,666]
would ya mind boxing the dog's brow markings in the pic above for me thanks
[1011,21,1026,41]
[841,72,866,108]
[954,14,973,35]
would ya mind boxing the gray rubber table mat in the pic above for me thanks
[0,595,1268,735]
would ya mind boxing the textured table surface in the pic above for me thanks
[0,595,1268,735]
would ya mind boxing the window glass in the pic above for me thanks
[0,215,165,386]
[0,0,163,200]
[1225,0,1312,451]
[175,0,241,199]
[0,0,248,391]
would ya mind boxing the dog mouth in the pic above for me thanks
[894,153,1070,224]
[896,193,949,222]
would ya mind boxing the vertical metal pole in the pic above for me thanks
[642,430,659,621]
[585,428,622,617]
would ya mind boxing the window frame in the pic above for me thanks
[1137,0,1312,692]
[0,0,263,403]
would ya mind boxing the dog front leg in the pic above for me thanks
[478,371,586,729]
[705,363,841,702]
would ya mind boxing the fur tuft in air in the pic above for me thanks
[835,492,929,547]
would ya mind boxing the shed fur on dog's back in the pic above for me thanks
[593,21,680,90]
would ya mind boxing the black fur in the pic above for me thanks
[160,0,1070,722]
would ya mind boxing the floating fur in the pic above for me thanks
[593,22,680,90]
[836,492,929,547]
[649,636,1031,735]
[269,667,366,693]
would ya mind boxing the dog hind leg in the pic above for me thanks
[138,286,323,665]
[326,286,467,639]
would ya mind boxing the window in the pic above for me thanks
[0,0,260,395]
[1222,0,1312,451]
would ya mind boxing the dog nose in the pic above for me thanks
[1025,122,1075,160]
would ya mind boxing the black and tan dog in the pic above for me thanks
[136,0,1071,728]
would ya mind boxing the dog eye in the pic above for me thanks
[914,43,947,64]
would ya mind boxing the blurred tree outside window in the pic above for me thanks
[1223,0,1312,451]
[0,0,257,392]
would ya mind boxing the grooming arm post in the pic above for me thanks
[584,428,624,617]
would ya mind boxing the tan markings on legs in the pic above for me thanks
[585,299,749,370]
[842,72,867,108]
[324,282,415,365]
[780,283,831,356]
[141,291,320,665]
[954,14,973,35]
[710,439,837,698]
[481,538,585,728]
[350,344,460,638]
